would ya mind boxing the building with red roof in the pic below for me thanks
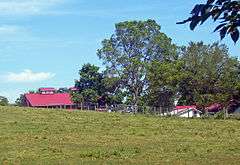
[170,105,201,118]
[23,88,76,109]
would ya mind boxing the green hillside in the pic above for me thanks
[0,106,240,164]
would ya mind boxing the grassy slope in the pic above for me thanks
[0,106,240,165]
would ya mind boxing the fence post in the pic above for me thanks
[105,103,108,111]
[226,107,229,119]
[224,107,228,120]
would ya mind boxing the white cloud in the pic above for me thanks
[0,0,65,16]
[0,25,24,34]
[4,69,55,83]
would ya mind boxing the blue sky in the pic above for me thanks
[0,0,239,103]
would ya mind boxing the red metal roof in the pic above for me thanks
[39,88,56,92]
[173,106,197,113]
[206,103,222,112]
[25,93,74,107]
[175,106,196,110]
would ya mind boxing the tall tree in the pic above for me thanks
[146,60,186,107]
[147,41,240,109]
[179,42,240,106]
[75,63,103,93]
[177,0,240,43]
[102,76,125,105]
[73,63,104,104]
[97,19,177,111]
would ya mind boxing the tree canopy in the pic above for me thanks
[15,94,26,106]
[97,19,177,110]
[177,0,240,43]
[146,60,185,107]
[74,63,104,104]
[179,42,240,106]
[147,41,240,109]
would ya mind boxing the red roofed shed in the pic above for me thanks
[24,93,76,109]
[175,105,197,111]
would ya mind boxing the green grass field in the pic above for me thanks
[0,106,240,165]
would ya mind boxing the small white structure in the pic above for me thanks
[170,106,201,118]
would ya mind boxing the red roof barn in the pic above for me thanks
[24,88,76,109]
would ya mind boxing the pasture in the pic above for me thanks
[0,106,240,164]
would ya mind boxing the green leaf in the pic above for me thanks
[176,18,192,24]
[213,23,227,32]
[200,13,211,25]
[220,27,227,40]
[231,29,239,43]
[207,0,215,4]
[190,17,201,30]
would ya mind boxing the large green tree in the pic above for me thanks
[177,0,240,43]
[102,76,125,105]
[74,63,104,104]
[73,63,125,106]
[179,42,240,106]
[146,60,186,107]
[147,41,240,108]
[97,19,177,111]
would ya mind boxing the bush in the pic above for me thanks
[228,114,240,121]
[0,96,9,106]
[214,111,225,120]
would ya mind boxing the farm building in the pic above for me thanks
[170,106,202,118]
[24,88,77,109]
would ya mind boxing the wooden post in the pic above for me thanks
[105,103,108,112]
[206,108,209,117]
[224,107,228,120]
[226,107,229,119]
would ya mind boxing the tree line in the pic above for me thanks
[71,19,240,112]
[3,0,239,109]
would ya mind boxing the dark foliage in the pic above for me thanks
[0,96,9,106]
[15,94,25,106]
[177,0,240,43]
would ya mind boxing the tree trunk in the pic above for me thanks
[132,90,139,114]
